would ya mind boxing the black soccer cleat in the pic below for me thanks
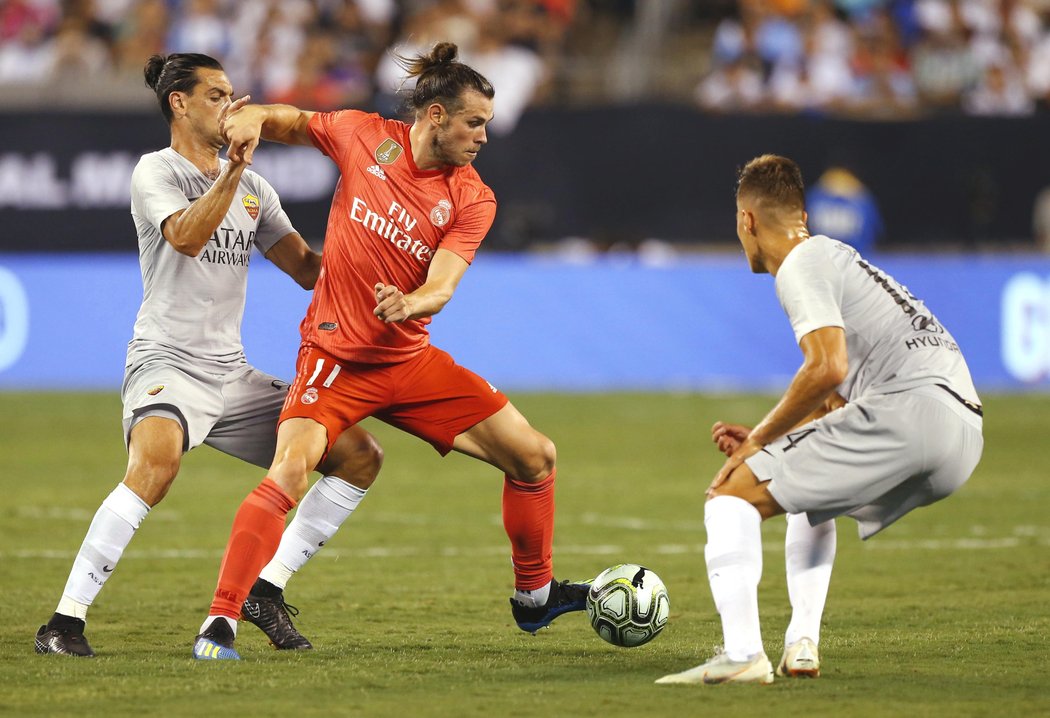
[35,621,95,657]
[241,593,313,650]
[511,578,591,634]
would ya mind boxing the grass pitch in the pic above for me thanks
[2,392,1048,717]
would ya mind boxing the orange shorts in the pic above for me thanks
[280,343,509,456]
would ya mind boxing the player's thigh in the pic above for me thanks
[852,395,985,529]
[747,394,927,519]
[380,346,510,457]
[921,396,984,502]
[124,416,185,503]
[280,344,386,461]
[121,359,223,453]
[451,401,555,475]
[203,365,288,469]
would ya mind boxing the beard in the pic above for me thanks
[431,130,473,168]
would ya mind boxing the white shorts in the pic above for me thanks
[745,385,984,539]
[121,354,289,469]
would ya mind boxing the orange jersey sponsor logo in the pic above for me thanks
[242,194,260,220]
[146,385,164,396]
[349,196,433,264]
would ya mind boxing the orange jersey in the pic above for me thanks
[301,110,497,363]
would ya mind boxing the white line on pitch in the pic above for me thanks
[4,535,1047,562]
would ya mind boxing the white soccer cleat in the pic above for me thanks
[777,637,820,678]
[655,651,774,685]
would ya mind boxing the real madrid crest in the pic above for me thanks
[374,139,403,165]
[242,194,259,220]
[430,199,452,227]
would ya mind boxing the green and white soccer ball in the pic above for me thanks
[586,564,670,647]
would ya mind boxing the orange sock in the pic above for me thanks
[209,478,297,619]
[502,470,555,591]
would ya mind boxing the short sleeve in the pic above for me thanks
[438,188,497,264]
[130,154,189,232]
[249,171,296,254]
[307,110,374,161]
[775,241,845,344]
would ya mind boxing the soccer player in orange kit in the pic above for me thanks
[191,42,589,659]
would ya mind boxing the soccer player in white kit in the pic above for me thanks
[34,54,383,657]
[656,154,984,685]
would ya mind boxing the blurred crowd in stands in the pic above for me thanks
[697,0,1050,117]
[2,0,1049,124]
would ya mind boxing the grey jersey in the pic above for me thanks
[774,235,979,404]
[128,147,294,368]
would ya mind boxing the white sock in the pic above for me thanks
[55,483,150,621]
[257,476,368,590]
[513,581,552,608]
[704,495,764,662]
[199,616,238,637]
[784,512,836,647]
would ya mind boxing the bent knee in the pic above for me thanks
[708,466,784,520]
[321,431,383,490]
[269,455,314,500]
[123,455,180,506]
[513,434,557,483]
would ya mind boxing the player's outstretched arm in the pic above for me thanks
[223,104,316,163]
[373,249,470,323]
[265,233,321,289]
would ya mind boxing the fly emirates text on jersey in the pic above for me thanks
[349,197,433,263]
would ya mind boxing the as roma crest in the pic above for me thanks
[375,139,403,165]
[242,194,260,220]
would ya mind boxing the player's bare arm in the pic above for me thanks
[373,248,470,323]
[708,326,847,494]
[223,104,317,163]
[160,157,248,257]
[264,233,321,289]
[711,391,846,456]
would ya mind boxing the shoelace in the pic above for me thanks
[552,580,588,606]
[279,599,301,618]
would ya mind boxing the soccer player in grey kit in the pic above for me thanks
[34,53,383,657]
[657,155,984,685]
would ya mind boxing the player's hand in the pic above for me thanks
[219,94,251,145]
[711,421,752,456]
[374,283,413,323]
[707,437,763,498]
[223,103,264,165]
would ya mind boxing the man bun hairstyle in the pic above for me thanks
[395,42,494,117]
[736,154,806,212]
[144,53,224,124]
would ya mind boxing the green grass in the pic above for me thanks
[2,392,1048,717]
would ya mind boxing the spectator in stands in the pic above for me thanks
[48,16,111,80]
[848,8,920,116]
[112,0,168,79]
[0,6,54,83]
[911,3,981,110]
[166,0,230,59]
[695,53,766,112]
[963,52,1035,115]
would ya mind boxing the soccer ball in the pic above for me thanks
[586,564,669,647]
